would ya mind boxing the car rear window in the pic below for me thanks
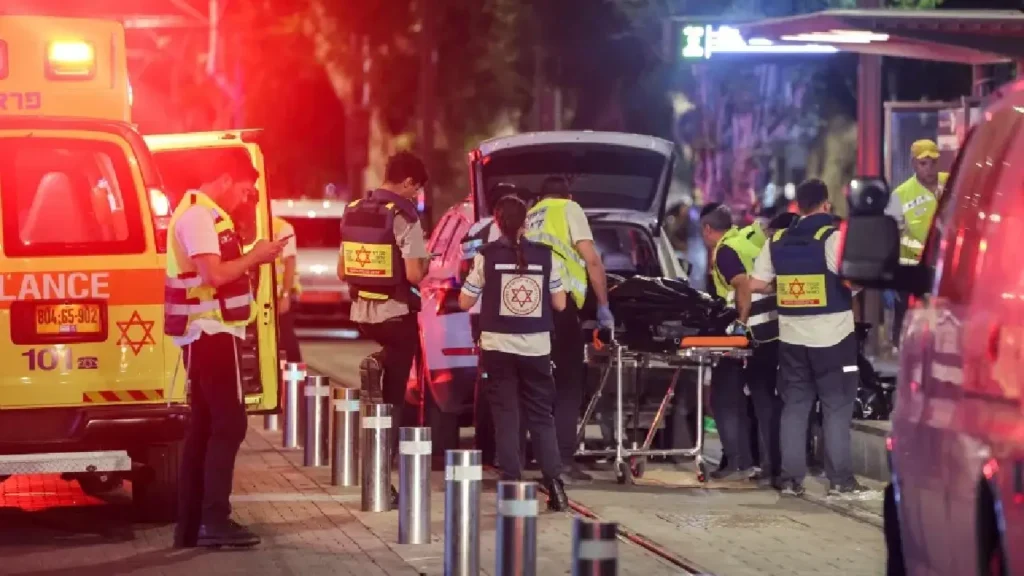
[0,138,145,257]
[592,224,660,277]
[283,216,342,249]
[481,145,666,213]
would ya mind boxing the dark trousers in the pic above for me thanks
[358,314,419,458]
[892,292,909,347]
[481,350,561,481]
[746,341,781,476]
[710,358,753,470]
[552,300,585,466]
[778,333,859,486]
[175,332,249,546]
[278,309,302,363]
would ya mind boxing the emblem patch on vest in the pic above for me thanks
[777,274,827,307]
[342,241,393,278]
[500,274,542,317]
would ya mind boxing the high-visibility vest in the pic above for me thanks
[339,189,419,302]
[164,191,256,337]
[525,198,588,308]
[892,173,947,264]
[770,213,852,317]
[271,216,302,298]
[711,225,778,342]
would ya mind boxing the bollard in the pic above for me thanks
[444,449,482,576]
[496,481,538,576]
[282,361,307,449]
[331,387,360,486]
[303,375,331,467]
[361,403,393,512]
[571,518,619,576]
[398,427,432,545]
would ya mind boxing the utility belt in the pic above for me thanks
[349,284,422,312]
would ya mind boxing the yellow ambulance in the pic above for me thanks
[0,15,280,521]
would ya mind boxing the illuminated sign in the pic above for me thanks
[680,25,839,59]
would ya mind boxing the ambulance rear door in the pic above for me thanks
[144,131,280,413]
[0,121,173,409]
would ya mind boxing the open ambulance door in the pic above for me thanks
[144,130,281,414]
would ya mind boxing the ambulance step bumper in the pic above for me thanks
[0,450,131,476]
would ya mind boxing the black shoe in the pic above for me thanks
[828,480,871,496]
[545,477,569,512]
[390,485,399,508]
[197,520,260,548]
[710,466,754,481]
[748,469,776,488]
[779,479,806,496]
[561,464,593,484]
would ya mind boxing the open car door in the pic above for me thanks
[145,130,281,413]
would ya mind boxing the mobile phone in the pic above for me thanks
[278,234,294,243]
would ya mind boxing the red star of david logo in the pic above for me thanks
[787,278,806,298]
[116,310,156,356]
[354,246,372,266]
[510,284,534,305]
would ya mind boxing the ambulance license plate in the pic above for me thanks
[35,303,102,334]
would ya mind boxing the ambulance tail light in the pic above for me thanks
[46,41,96,80]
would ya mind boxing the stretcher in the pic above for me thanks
[577,331,752,484]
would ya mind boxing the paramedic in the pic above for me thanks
[167,153,288,548]
[459,183,535,467]
[701,204,762,480]
[337,151,430,503]
[273,215,302,362]
[749,179,867,496]
[458,193,569,511]
[526,176,613,482]
[884,139,948,346]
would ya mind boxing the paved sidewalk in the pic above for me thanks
[252,424,681,576]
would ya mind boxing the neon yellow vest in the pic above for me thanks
[165,191,256,337]
[711,226,762,301]
[893,172,947,264]
[525,198,588,308]
[271,216,302,297]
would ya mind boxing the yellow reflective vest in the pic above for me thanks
[893,172,947,264]
[271,216,301,298]
[164,191,256,337]
[525,198,589,308]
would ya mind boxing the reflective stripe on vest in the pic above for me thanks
[164,191,255,337]
[271,216,302,297]
[525,198,588,307]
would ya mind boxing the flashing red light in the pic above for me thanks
[983,458,999,480]
[46,41,96,80]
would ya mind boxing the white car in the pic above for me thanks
[415,131,689,456]
[271,199,358,339]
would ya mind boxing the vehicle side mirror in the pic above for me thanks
[847,176,890,217]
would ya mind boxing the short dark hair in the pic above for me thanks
[490,182,533,204]
[539,175,570,197]
[795,178,829,214]
[384,151,428,186]
[191,148,259,187]
[699,202,722,220]
[699,204,732,232]
[767,212,799,231]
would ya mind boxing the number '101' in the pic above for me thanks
[22,347,73,371]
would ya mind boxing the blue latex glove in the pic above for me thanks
[597,305,615,329]
[728,321,749,337]
[883,290,897,310]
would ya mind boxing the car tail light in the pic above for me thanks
[149,188,171,217]
[0,41,8,80]
[46,41,96,80]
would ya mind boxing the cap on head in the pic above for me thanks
[490,182,533,204]
[910,139,940,160]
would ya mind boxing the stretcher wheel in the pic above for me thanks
[615,461,629,484]
[696,461,708,484]
[630,457,646,479]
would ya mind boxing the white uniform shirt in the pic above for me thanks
[171,205,247,347]
[751,230,854,348]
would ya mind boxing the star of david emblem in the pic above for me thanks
[354,246,372,266]
[787,278,806,298]
[510,284,533,305]
[116,310,156,356]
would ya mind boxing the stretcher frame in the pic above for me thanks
[576,335,751,484]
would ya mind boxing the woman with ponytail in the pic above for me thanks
[459,187,569,510]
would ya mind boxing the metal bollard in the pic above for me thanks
[444,449,482,576]
[571,518,619,576]
[361,403,393,512]
[495,482,538,576]
[282,361,307,449]
[303,375,331,467]
[398,427,432,544]
[331,387,360,486]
